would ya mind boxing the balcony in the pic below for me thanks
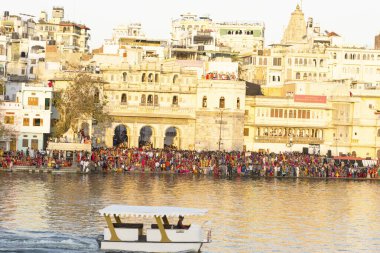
[103,83,197,94]
[255,136,324,144]
[105,104,195,118]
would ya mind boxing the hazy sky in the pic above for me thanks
[3,0,380,49]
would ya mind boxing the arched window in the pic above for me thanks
[155,73,159,83]
[333,53,337,59]
[20,52,26,58]
[202,96,207,108]
[296,72,301,79]
[299,58,303,65]
[148,73,153,82]
[295,58,298,65]
[141,94,146,104]
[0,66,4,76]
[154,95,158,105]
[237,97,240,109]
[219,97,225,109]
[94,88,100,103]
[172,96,178,105]
[122,72,127,82]
[29,66,34,74]
[277,76,281,82]
[173,74,179,84]
[363,54,367,60]
[147,95,153,105]
[272,76,276,82]
[0,45,5,55]
[142,73,146,82]
[345,53,348,59]
[303,73,307,80]
[121,93,127,103]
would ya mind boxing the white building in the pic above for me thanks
[0,83,52,151]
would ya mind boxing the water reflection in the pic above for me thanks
[0,173,379,252]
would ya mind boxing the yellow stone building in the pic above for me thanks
[98,59,245,151]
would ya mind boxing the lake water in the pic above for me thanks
[0,172,379,252]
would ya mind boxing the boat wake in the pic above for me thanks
[0,228,100,252]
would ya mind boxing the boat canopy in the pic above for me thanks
[99,205,208,218]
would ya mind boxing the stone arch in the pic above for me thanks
[141,94,146,104]
[202,96,207,108]
[142,73,147,82]
[113,124,128,147]
[0,45,5,55]
[122,72,127,82]
[139,126,155,148]
[94,88,100,103]
[148,73,154,82]
[172,95,178,105]
[219,97,225,108]
[164,126,180,149]
[121,93,127,103]
[173,74,179,84]
[147,94,153,105]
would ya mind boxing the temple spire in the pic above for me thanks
[281,4,307,44]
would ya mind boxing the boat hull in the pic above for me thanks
[100,240,203,252]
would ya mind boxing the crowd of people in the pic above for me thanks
[1,146,379,179]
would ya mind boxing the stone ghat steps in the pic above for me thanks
[1,166,80,173]
[2,167,379,180]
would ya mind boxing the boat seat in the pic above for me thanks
[113,223,144,229]
[151,224,190,230]
[151,224,175,229]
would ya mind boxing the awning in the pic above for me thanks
[99,205,208,218]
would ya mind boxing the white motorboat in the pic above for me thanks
[97,205,212,252]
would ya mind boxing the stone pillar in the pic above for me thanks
[132,124,139,148]
[105,128,113,147]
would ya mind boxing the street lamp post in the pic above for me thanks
[334,137,339,156]
[218,108,224,151]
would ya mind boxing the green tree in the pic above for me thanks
[53,73,109,137]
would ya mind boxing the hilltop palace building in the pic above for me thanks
[170,13,265,60]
